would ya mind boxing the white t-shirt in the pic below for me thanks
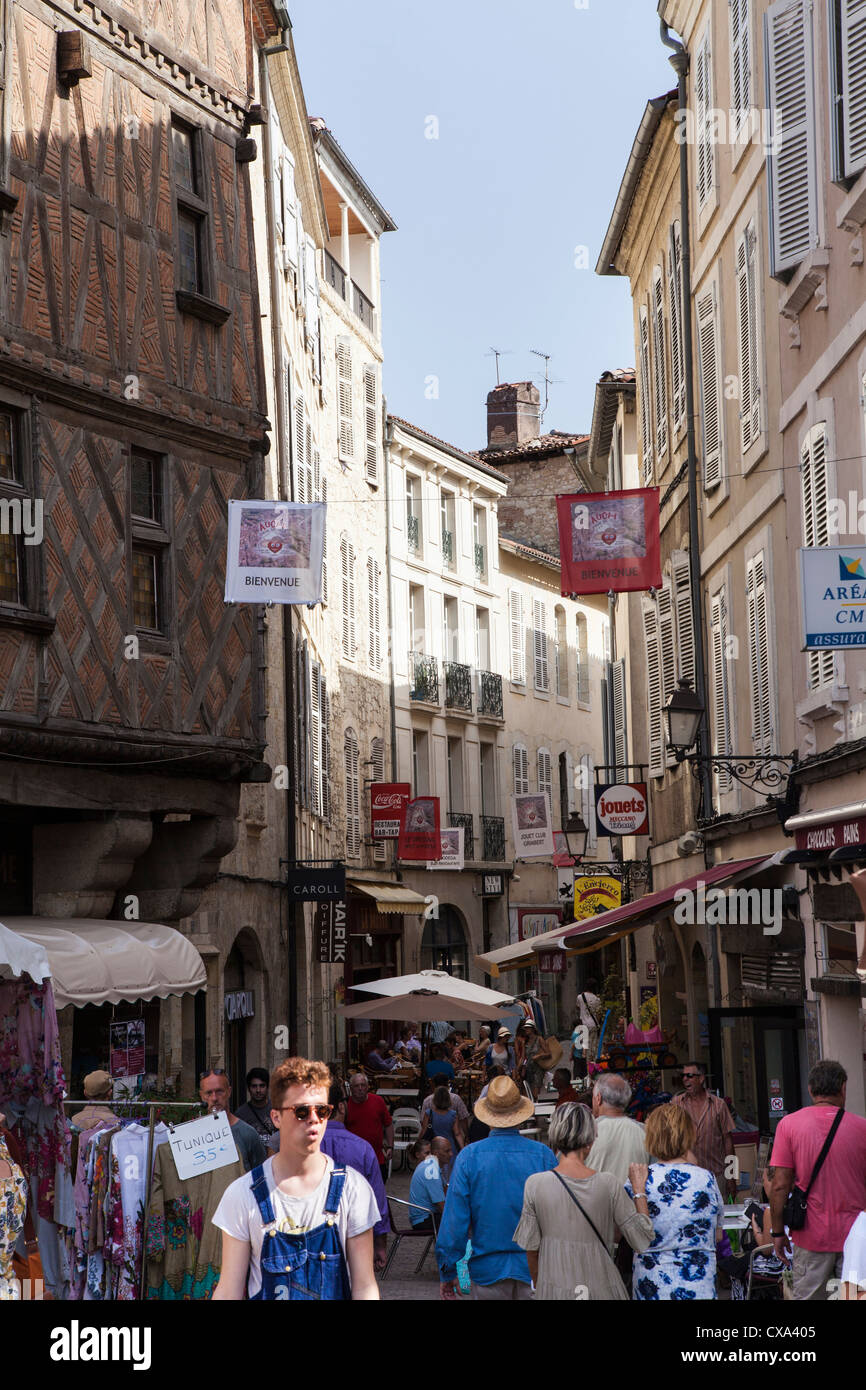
[841,1211,866,1290]
[577,992,602,1030]
[212,1153,380,1297]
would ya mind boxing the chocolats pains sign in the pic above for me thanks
[594,783,649,836]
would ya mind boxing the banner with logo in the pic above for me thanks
[512,792,555,858]
[517,909,562,941]
[371,783,411,839]
[429,826,464,870]
[573,874,622,921]
[398,796,442,861]
[110,1020,145,1078]
[594,782,649,836]
[556,488,661,595]
[799,546,866,647]
[225,500,325,604]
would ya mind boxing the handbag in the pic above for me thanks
[782,1107,844,1231]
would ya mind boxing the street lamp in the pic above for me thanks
[563,813,588,861]
[664,677,705,758]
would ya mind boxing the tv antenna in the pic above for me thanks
[486,347,513,386]
[530,349,553,418]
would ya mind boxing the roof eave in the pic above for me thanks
[595,93,676,277]
[387,416,509,488]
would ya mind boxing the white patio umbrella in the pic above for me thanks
[339,989,515,1023]
[348,969,515,1009]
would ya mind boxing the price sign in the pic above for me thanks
[167,1111,240,1180]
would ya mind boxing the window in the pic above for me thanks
[321,677,331,820]
[555,605,568,698]
[344,728,361,858]
[480,740,497,818]
[710,589,734,794]
[172,121,209,295]
[765,0,817,275]
[409,583,425,652]
[509,590,525,684]
[296,639,309,808]
[475,607,490,670]
[642,596,665,777]
[421,907,468,978]
[412,729,430,796]
[638,305,653,486]
[441,490,456,570]
[364,364,378,484]
[652,265,668,463]
[367,554,381,669]
[310,661,323,817]
[668,222,686,429]
[537,748,552,804]
[340,534,356,659]
[832,0,866,179]
[372,736,386,860]
[671,550,696,687]
[697,279,723,491]
[473,506,487,580]
[696,26,716,212]
[447,736,464,811]
[293,390,312,503]
[610,657,628,778]
[658,580,677,766]
[575,613,589,704]
[406,474,422,555]
[801,424,835,688]
[746,553,775,754]
[130,449,168,634]
[579,753,597,851]
[602,621,612,665]
[512,744,529,795]
[533,599,549,692]
[443,594,459,662]
[319,472,328,604]
[337,337,354,460]
[736,224,762,455]
[0,409,30,606]
[730,0,752,144]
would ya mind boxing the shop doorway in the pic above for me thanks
[709,1006,804,1136]
[421,906,468,978]
[70,1000,160,1097]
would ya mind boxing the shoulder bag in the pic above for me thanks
[783,1107,844,1231]
[551,1170,622,1280]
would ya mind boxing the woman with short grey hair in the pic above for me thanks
[514,1102,654,1300]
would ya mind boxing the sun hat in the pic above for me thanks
[522,1020,537,1030]
[496,1027,512,1039]
[83,1070,112,1099]
[474,1075,535,1128]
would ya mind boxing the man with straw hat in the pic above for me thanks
[436,1075,557,1300]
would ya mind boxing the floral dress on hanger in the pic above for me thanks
[0,1134,28,1300]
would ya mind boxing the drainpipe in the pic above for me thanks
[660,18,719,1008]
[383,411,399,844]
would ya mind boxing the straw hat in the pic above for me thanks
[474,1075,535,1128]
[496,1027,512,1039]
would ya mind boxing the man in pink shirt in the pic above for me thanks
[768,1058,866,1300]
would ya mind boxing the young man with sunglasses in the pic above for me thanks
[211,1058,380,1300]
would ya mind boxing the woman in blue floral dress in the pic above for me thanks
[625,1103,723,1300]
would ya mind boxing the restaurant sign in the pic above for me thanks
[795,814,866,852]
[370,783,411,839]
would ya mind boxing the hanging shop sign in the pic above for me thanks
[481,873,504,896]
[225,500,325,604]
[517,909,562,941]
[224,990,255,1022]
[429,827,464,870]
[316,900,348,964]
[794,811,866,852]
[109,1020,145,1077]
[398,796,442,861]
[537,950,567,974]
[574,874,622,920]
[285,864,346,900]
[556,487,661,596]
[799,546,866,647]
[168,1111,240,1181]
[512,792,555,859]
[371,783,411,839]
[594,782,649,836]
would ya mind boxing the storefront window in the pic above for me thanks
[421,906,468,978]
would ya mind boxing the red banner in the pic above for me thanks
[398,796,442,861]
[370,782,410,839]
[556,487,661,595]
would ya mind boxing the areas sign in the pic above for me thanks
[800,546,866,647]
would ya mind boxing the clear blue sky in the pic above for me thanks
[291,0,673,453]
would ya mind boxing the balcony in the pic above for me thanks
[441,528,454,568]
[477,670,503,719]
[409,651,439,703]
[353,282,375,332]
[323,252,377,334]
[407,513,420,554]
[444,661,473,713]
[324,249,347,299]
[474,543,486,578]
[447,811,474,861]
[480,815,506,861]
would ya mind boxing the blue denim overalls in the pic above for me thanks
[248,1163,351,1301]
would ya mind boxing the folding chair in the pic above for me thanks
[380,1197,439,1279]
[391,1113,422,1173]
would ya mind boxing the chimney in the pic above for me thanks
[485,381,541,450]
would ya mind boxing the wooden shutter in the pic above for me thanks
[367,554,381,669]
[372,736,386,861]
[658,581,677,767]
[344,730,360,858]
[766,0,817,273]
[730,0,751,142]
[697,281,723,490]
[696,26,715,209]
[337,337,354,459]
[639,305,653,485]
[513,744,529,795]
[746,553,774,754]
[293,390,306,502]
[652,266,668,461]
[642,596,665,777]
[509,591,525,683]
[305,237,319,361]
[842,0,866,176]
[576,614,590,703]
[310,661,322,817]
[341,535,356,658]
[710,591,733,793]
[533,598,549,691]
[580,754,598,850]
[537,748,552,801]
[671,549,696,686]
[298,641,309,808]
[281,155,297,268]
[364,365,378,483]
[612,658,627,777]
[321,678,330,821]
[802,425,835,688]
[736,225,761,455]
[668,222,686,428]
[319,465,327,605]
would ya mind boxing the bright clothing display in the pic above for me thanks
[0,1133,28,1301]
[145,1143,243,1300]
[105,1123,169,1300]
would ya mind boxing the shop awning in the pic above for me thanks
[0,920,51,985]
[0,917,207,1008]
[346,879,429,915]
[475,855,776,976]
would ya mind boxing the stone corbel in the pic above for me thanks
[780,304,801,348]
[839,217,864,267]
[123,814,240,921]
[814,274,828,311]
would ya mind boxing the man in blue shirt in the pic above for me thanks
[436,1075,557,1300]
[408,1137,452,1231]
[321,1083,390,1271]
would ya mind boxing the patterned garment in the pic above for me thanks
[69,1123,114,1300]
[0,1136,28,1301]
[0,981,71,1225]
[626,1162,723,1301]
[105,1124,169,1301]
[145,1144,242,1301]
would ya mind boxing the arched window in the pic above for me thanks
[340,534,356,659]
[576,613,590,705]
[344,727,360,858]
[554,605,568,698]
[367,553,381,669]
[421,906,468,979]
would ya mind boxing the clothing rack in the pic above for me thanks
[63,1099,204,1299]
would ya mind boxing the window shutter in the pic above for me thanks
[319,467,327,605]
[576,614,590,704]
[509,591,525,684]
[668,222,686,428]
[310,661,322,817]
[364,365,378,484]
[697,281,723,490]
[746,553,774,754]
[367,554,381,669]
[533,599,549,691]
[696,26,716,209]
[766,0,817,273]
[298,642,309,809]
[537,749,552,802]
[293,391,306,502]
[652,266,668,462]
[802,425,835,688]
[658,581,677,768]
[639,305,653,485]
[642,596,665,777]
[730,0,751,142]
[736,226,761,455]
[337,337,354,459]
[513,744,529,796]
[612,658,627,777]
[321,678,330,821]
[671,549,696,686]
[710,592,733,794]
[304,237,319,361]
[341,535,356,659]
[372,736,386,861]
[344,730,360,858]
[842,0,866,176]
[580,754,597,850]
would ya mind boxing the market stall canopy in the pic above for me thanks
[349,969,515,1007]
[0,919,51,984]
[474,855,777,976]
[345,878,430,915]
[339,989,516,1023]
[0,917,207,1008]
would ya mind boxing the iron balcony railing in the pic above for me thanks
[444,661,473,712]
[353,281,376,332]
[441,528,454,568]
[324,249,347,300]
[474,543,485,577]
[407,513,420,553]
[447,811,474,861]
[409,651,439,703]
[480,815,506,861]
[477,670,503,719]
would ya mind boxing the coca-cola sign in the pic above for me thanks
[370,783,411,839]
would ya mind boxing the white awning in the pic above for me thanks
[0,921,51,985]
[0,917,207,1008]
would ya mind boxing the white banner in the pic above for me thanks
[428,826,464,870]
[512,792,555,859]
[167,1110,240,1181]
[225,500,325,604]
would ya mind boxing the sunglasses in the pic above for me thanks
[682,1072,702,1079]
[280,1103,333,1121]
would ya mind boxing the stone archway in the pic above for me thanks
[421,905,469,979]
[223,927,267,1101]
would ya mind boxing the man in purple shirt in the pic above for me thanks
[321,1083,391,1271]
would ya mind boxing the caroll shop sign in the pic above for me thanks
[594,783,649,836]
